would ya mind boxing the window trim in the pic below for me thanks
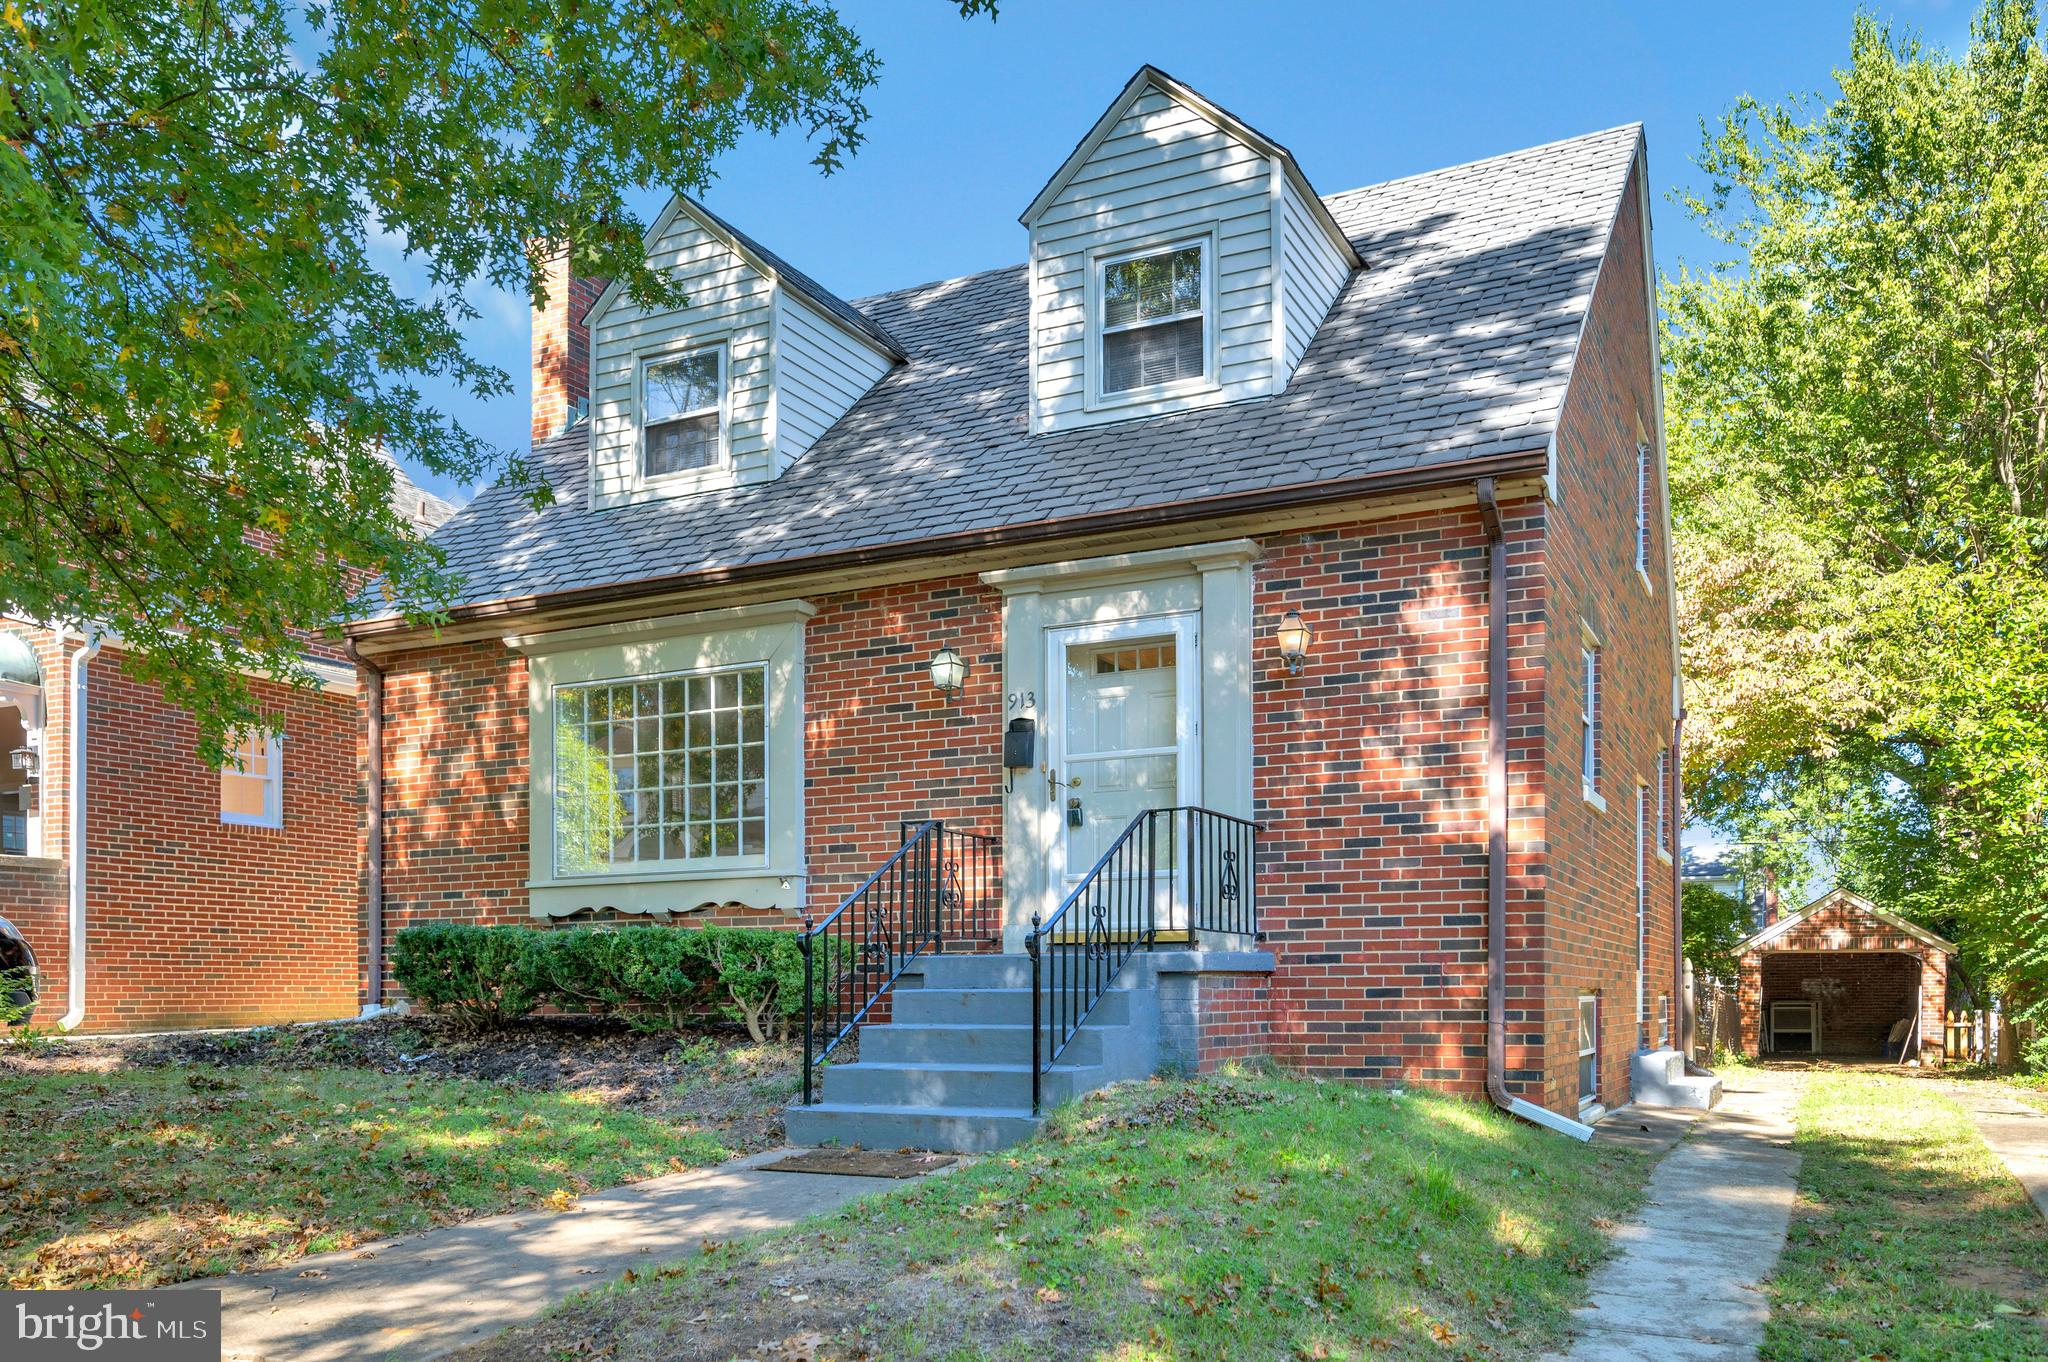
[636,342,730,484]
[1655,748,1674,863]
[219,729,284,830]
[549,661,769,880]
[511,600,813,920]
[1086,233,1219,411]
[1635,439,1654,587]
[1577,992,1601,1110]
[1579,634,1604,810]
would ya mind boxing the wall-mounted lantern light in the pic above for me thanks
[928,645,967,699]
[1275,610,1313,675]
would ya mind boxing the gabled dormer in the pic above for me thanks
[584,197,905,510]
[1022,67,1360,434]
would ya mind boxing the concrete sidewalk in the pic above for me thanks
[1949,1083,2048,1220]
[169,1148,910,1362]
[1543,1069,1803,1362]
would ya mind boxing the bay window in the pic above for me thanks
[513,600,812,919]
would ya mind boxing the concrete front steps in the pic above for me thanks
[783,952,1159,1153]
[1630,1046,1724,1110]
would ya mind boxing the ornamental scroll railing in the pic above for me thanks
[796,819,999,1105]
[1022,805,1260,1114]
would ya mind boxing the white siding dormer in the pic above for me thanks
[1022,67,1359,434]
[587,198,901,509]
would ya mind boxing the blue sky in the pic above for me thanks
[393,0,1972,503]
[394,0,1975,504]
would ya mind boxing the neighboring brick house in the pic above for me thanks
[1735,888,1954,1064]
[348,68,1689,1136]
[0,464,453,1032]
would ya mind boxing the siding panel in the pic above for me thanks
[1029,84,1279,432]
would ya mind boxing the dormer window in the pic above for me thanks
[641,346,725,479]
[1097,239,1211,399]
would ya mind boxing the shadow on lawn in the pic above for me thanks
[1763,1071,2047,1362]
[450,1071,1659,1362]
[0,1061,732,1288]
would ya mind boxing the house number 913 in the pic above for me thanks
[1006,690,1037,714]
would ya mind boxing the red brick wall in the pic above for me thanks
[801,577,1005,914]
[1251,497,1548,1102]
[0,857,65,1021]
[2,632,361,1031]
[531,253,606,443]
[76,648,359,1030]
[1542,158,1681,1111]
[1193,971,1275,1073]
[1737,898,1949,1062]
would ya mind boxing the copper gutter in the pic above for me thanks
[345,641,387,1013]
[1477,477,1592,1140]
[344,448,1549,642]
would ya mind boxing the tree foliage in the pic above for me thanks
[0,0,989,760]
[1666,0,2048,1021]
[1681,882,1752,986]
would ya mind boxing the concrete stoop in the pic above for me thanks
[784,948,1272,1153]
[1630,1046,1724,1110]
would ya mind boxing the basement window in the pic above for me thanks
[1096,240,1210,398]
[220,729,283,829]
[1578,993,1600,1108]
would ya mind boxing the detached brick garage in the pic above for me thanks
[1736,889,1955,1065]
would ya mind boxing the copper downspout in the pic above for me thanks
[1671,707,1691,1060]
[1477,478,1592,1140]
[345,641,386,1012]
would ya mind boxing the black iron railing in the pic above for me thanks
[798,819,999,1105]
[1023,805,1260,1113]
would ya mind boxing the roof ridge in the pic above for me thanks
[1321,122,1643,203]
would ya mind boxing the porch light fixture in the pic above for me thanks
[1275,610,1313,675]
[928,645,967,699]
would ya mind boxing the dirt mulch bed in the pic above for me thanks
[0,1017,806,1151]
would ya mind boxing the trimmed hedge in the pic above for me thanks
[390,922,821,1039]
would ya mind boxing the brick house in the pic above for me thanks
[346,69,1698,1143]
[0,465,453,1032]
[1735,888,1954,1064]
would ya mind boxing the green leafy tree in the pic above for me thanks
[0,0,991,761]
[553,725,623,874]
[1681,882,1752,986]
[1666,0,2048,1029]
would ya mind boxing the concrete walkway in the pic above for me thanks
[1949,1082,2048,1220]
[1542,1069,1804,1362]
[169,1148,910,1362]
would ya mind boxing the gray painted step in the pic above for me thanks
[1630,1048,1726,1111]
[783,1101,1042,1154]
[822,1060,1104,1109]
[859,1022,1104,1067]
[891,986,1133,1027]
[789,952,1158,1153]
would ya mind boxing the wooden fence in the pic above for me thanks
[1945,1009,2004,1067]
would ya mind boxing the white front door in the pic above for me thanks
[1043,614,1200,929]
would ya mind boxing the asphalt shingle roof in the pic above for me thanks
[400,123,1641,619]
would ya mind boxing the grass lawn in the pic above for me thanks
[1764,1069,2048,1362]
[455,1070,1658,1362]
[0,1032,792,1289]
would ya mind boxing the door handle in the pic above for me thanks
[1046,767,1082,802]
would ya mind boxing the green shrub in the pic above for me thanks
[0,965,34,1028]
[392,921,838,1038]
[389,924,542,1030]
[699,926,809,1043]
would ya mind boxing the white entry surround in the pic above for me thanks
[981,539,1259,947]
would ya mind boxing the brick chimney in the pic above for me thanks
[530,245,603,444]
